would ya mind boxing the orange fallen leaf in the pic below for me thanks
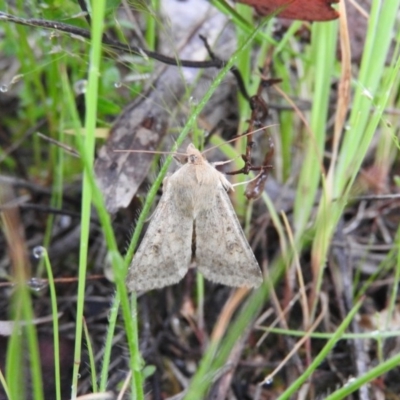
[236,0,340,21]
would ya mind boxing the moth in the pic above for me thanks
[127,144,263,291]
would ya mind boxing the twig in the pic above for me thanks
[0,11,226,69]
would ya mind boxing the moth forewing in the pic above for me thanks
[126,143,263,291]
[126,175,193,292]
[194,170,263,288]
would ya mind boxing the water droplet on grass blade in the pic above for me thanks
[262,377,273,387]
[27,277,48,292]
[32,246,46,259]
[74,79,87,95]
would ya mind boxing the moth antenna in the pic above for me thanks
[202,123,277,155]
[211,158,237,167]
[231,172,263,188]
[113,149,188,157]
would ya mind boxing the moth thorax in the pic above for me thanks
[188,154,200,164]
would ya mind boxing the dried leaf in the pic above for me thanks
[237,0,340,21]
[94,103,171,214]
[245,169,269,200]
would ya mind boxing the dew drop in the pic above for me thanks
[344,376,356,387]
[32,246,46,259]
[74,79,87,95]
[262,377,273,386]
[27,277,48,292]
[59,215,72,229]
[0,85,8,93]
[114,81,122,88]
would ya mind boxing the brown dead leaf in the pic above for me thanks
[94,94,173,214]
[236,0,340,21]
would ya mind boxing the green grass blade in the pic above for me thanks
[325,350,400,399]
[293,21,338,235]
[71,1,107,397]
[277,298,362,399]
[83,319,98,393]
[42,248,61,400]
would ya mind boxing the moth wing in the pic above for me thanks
[127,182,193,292]
[195,186,263,288]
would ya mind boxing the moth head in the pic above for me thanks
[186,143,204,165]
